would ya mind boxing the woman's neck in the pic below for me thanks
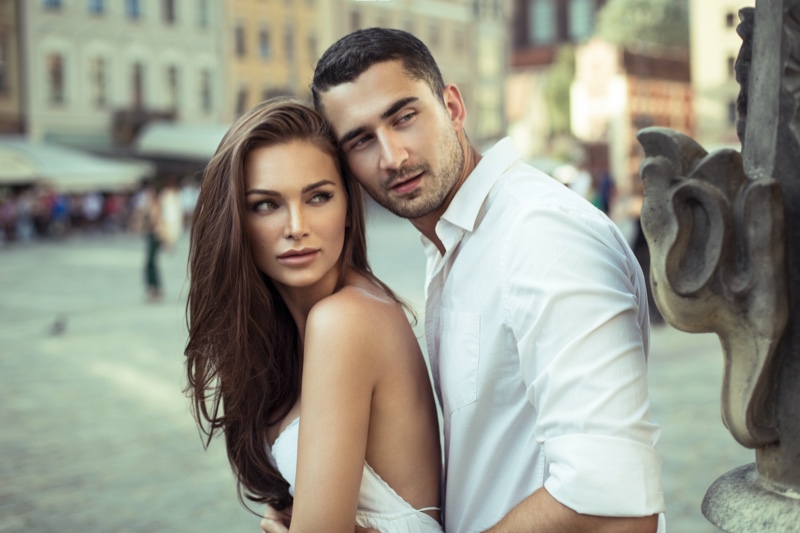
[274,269,343,340]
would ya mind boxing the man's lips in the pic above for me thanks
[389,172,423,195]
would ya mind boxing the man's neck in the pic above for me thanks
[411,141,482,255]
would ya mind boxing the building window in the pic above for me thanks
[236,87,248,116]
[284,27,294,61]
[350,11,361,32]
[199,0,209,27]
[429,24,440,48]
[43,0,62,9]
[728,55,736,79]
[88,0,105,14]
[726,12,736,28]
[308,34,317,66]
[0,38,7,94]
[259,29,271,59]
[47,54,65,104]
[126,0,142,19]
[132,62,144,108]
[200,69,212,113]
[167,65,178,110]
[235,25,246,57]
[91,57,107,107]
[454,29,465,52]
[528,0,557,45]
[163,0,176,24]
[568,0,594,41]
[727,100,737,125]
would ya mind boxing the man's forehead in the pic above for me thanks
[319,62,428,136]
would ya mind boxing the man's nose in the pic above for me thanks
[378,131,408,171]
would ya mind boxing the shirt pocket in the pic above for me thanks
[439,309,480,414]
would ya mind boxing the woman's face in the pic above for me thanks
[244,140,348,297]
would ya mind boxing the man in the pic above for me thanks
[265,28,665,532]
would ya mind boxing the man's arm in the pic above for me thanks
[498,204,664,531]
[483,487,658,533]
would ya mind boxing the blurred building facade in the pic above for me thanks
[0,0,506,154]
[689,0,754,151]
[571,38,692,195]
[223,0,319,119]
[0,0,23,134]
[223,0,507,145]
[17,0,225,150]
[506,0,608,158]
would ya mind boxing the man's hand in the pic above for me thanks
[260,505,291,533]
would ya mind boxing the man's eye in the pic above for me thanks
[351,135,372,150]
[398,112,414,123]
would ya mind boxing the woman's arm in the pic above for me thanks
[288,292,383,533]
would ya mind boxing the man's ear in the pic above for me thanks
[442,84,466,130]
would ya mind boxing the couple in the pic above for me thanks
[185,28,665,533]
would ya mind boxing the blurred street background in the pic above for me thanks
[1,204,752,532]
[0,0,760,531]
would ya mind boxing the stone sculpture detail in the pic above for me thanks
[637,128,787,449]
[635,0,800,530]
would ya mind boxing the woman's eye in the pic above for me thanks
[309,192,333,204]
[252,200,278,212]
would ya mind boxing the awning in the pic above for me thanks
[0,137,155,192]
[134,121,230,162]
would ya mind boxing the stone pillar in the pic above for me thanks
[636,0,800,531]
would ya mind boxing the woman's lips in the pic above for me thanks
[277,249,320,266]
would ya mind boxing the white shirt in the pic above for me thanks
[423,138,665,533]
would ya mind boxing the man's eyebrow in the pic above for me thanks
[338,96,420,146]
[245,180,335,197]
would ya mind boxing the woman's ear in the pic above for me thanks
[442,84,467,130]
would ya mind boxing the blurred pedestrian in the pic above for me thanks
[132,181,164,302]
[157,177,183,250]
[179,176,199,228]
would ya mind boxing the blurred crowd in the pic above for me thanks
[0,177,199,246]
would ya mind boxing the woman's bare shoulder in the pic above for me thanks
[310,279,403,328]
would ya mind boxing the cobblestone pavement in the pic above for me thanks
[0,207,753,532]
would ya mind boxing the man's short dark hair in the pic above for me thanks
[311,28,446,112]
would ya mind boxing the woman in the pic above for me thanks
[184,98,443,532]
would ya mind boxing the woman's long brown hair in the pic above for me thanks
[184,97,402,512]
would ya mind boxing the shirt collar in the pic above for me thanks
[440,137,521,233]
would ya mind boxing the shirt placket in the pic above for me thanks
[424,222,466,411]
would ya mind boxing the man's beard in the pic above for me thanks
[373,129,465,220]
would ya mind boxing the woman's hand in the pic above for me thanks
[260,505,291,533]
[259,504,377,533]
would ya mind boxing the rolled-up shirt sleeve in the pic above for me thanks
[503,202,665,517]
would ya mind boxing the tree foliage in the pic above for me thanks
[543,45,576,136]
[596,0,689,49]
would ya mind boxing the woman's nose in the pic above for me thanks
[284,206,309,239]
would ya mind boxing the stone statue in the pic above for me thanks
[636,0,800,530]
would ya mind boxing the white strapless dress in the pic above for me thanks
[268,417,443,533]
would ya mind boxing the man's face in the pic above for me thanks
[319,60,465,221]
